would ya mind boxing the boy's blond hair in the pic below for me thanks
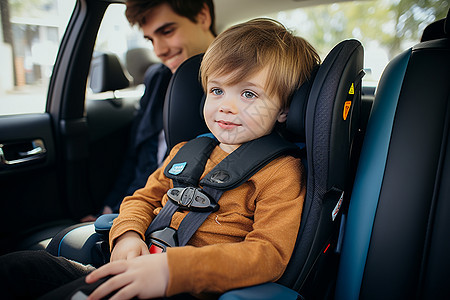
[200,18,320,109]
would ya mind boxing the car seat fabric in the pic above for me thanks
[336,11,450,300]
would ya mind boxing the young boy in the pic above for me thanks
[84,18,320,299]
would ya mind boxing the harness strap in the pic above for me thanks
[145,136,218,243]
[145,200,179,239]
[164,136,219,185]
[200,132,300,190]
[146,132,301,249]
[176,186,224,246]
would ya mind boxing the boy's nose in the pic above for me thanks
[219,97,238,114]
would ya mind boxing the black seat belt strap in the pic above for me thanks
[176,186,223,246]
[145,200,179,239]
[145,137,218,244]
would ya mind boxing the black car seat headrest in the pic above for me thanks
[285,65,319,143]
[163,54,317,150]
[305,39,364,191]
[89,52,131,93]
[421,8,450,42]
[279,39,364,289]
[126,48,157,85]
[163,54,209,150]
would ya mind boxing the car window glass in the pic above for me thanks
[86,4,159,101]
[0,0,76,116]
[264,0,446,88]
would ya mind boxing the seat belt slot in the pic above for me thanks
[167,187,219,212]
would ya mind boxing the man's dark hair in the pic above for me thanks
[126,0,216,36]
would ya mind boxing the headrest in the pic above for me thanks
[163,54,315,149]
[421,8,450,42]
[126,48,157,85]
[163,54,209,150]
[89,52,131,93]
[285,66,318,143]
[305,39,364,190]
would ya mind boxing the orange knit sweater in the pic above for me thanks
[109,142,305,297]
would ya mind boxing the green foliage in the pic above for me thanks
[280,0,448,59]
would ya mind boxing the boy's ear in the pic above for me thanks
[277,109,289,123]
[196,3,212,31]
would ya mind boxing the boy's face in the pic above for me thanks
[203,67,288,153]
[141,3,214,73]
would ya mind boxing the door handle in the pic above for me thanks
[0,139,47,166]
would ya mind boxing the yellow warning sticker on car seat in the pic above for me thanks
[348,83,355,95]
[343,101,352,120]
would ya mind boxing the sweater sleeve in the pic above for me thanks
[165,156,305,296]
[109,143,185,249]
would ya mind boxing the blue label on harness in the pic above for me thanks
[168,162,187,175]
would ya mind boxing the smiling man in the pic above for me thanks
[82,0,217,221]
[127,0,216,73]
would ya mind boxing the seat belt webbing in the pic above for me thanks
[176,186,224,246]
[145,200,179,239]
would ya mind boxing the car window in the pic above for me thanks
[86,3,159,101]
[0,0,76,116]
[260,0,447,88]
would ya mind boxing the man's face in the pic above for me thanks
[141,3,213,73]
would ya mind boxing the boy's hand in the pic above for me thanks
[110,231,150,261]
[85,253,169,300]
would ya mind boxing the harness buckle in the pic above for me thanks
[148,227,178,253]
[167,187,219,212]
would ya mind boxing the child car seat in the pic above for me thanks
[335,10,450,300]
[163,39,364,299]
[47,38,364,299]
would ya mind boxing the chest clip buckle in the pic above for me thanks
[167,187,219,212]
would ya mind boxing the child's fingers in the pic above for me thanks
[109,282,140,300]
[85,261,127,284]
[87,273,131,300]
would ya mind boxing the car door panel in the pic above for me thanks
[0,113,63,254]
[0,0,135,254]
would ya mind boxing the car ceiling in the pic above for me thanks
[213,0,361,31]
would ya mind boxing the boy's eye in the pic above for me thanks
[242,91,257,99]
[211,88,223,96]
